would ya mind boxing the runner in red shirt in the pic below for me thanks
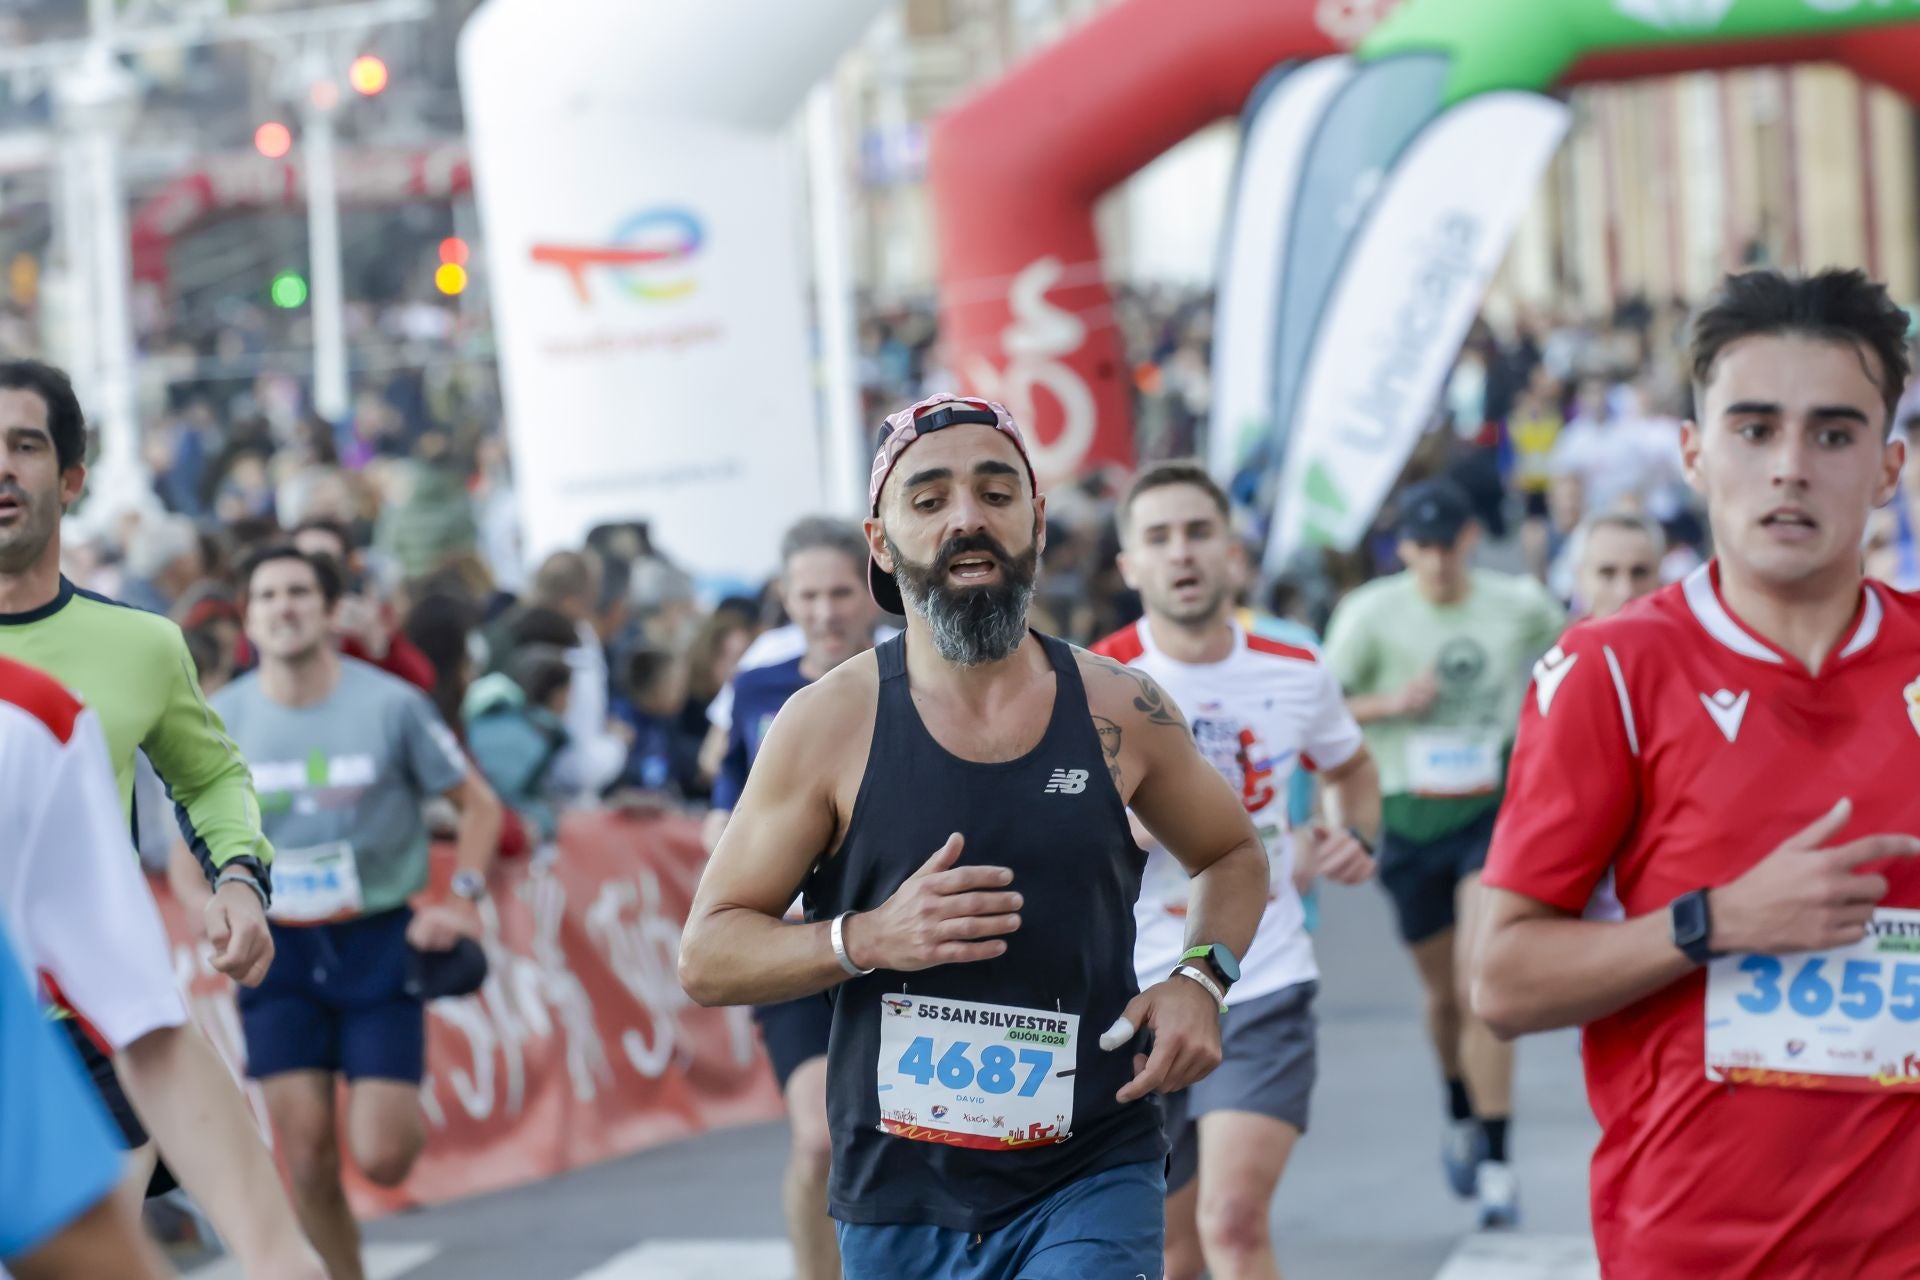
[1474,267,1920,1278]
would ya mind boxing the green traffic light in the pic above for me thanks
[271,272,309,309]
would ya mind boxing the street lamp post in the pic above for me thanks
[300,51,350,425]
[57,37,155,528]
[807,80,865,517]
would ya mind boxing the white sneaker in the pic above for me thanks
[1475,1159,1520,1229]
[1441,1119,1481,1198]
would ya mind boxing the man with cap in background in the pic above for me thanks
[1321,479,1565,1228]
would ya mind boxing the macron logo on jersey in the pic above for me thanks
[1044,768,1089,795]
[1533,646,1578,716]
[1700,688,1750,743]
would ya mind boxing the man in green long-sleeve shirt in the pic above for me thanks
[0,370,274,980]
[0,359,311,1262]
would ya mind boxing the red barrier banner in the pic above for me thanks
[153,810,782,1216]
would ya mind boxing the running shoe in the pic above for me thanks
[1475,1159,1520,1229]
[1442,1118,1482,1198]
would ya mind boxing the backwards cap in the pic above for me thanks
[866,392,1038,615]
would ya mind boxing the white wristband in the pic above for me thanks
[1172,963,1228,1013]
[832,911,875,978]
[214,869,270,912]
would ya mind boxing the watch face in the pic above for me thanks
[1672,893,1707,946]
[1206,944,1241,984]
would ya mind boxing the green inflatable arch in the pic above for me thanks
[1253,0,1920,572]
[1362,0,1920,104]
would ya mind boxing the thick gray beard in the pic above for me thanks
[896,572,1036,668]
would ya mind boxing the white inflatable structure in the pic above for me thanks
[459,0,886,581]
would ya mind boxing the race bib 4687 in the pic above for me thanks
[876,994,1079,1150]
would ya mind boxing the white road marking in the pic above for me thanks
[189,1242,439,1280]
[1433,1233,1600,1280]
[569,1240,791,1279]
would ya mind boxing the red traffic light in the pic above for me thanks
[439,237,470,267]
[254,121,293,159]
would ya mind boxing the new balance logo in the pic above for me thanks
[1044,768,1089,795]
[1700,688,1750,743]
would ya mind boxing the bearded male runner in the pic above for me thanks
[683,393,1269,1280]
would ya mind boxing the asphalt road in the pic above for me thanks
[186,876,1602,1280]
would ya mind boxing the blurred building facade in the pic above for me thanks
[1497,67,1920,319]
[0,0,1912,444]
[831,1,1920,311]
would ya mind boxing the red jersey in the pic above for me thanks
[1486,563,1920,1279]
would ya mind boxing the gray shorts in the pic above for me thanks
[1164,979,1317,1193]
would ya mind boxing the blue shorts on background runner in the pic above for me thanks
[753,993,832,1091]
[836,1159,1165,1280]
[238,907,425,1082]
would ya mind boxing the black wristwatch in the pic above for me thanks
[1180,943,1241,993]
[1669,889,1719,965]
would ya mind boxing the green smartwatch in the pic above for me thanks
[1180,943,1241,992]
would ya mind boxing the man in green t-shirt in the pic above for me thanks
[1324,479,1565,1229]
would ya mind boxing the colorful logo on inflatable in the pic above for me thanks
[529,208,704,306]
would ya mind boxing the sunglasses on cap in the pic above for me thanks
[878,402,1000,441]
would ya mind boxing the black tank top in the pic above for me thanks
[805,632,1163,1233]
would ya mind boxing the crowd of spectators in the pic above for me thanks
[52,281,1920,856]
[853,283,1920,631]
[98,502,763,868]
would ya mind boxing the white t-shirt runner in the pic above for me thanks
[0,655,188,1050]
[1092,620,1365,1005]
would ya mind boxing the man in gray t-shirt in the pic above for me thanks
[216,658,465,916]
[210,545,502,1280]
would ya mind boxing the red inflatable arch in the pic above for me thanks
[927,0,1920,482]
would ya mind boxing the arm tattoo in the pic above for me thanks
[1092,716,1123,791]
[1125,670,1184,728]
[1082,653,1185,730]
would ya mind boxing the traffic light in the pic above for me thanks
[270,271,308,309]
[254,121,293,159]
[349,55,389,97]
[435,237,471,295]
